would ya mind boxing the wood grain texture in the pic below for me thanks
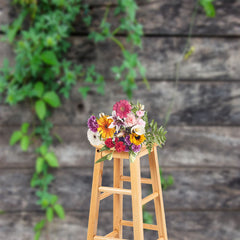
[1,0,240,36]
[1,36,240,80]
[0,168,239,212]
[68,36,240,81]
[0,1,239,239]
[77,0,240,36]
[1,126,240,168]
[0,81,240,126]
[0,211,239,240]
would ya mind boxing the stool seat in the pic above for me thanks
[87,145,168,240]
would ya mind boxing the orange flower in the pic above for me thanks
[97,115,115,139]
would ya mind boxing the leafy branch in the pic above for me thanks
[144,116,167,154]
[87,0,149,98]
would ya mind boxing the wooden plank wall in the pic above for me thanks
[0,0,240,239]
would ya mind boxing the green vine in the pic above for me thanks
[0,0,146,239]
[87,0,149,98]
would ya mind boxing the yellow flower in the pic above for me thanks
[130,133,146,145]
[97,115,115,139]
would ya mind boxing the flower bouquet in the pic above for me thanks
[87,100,167,163]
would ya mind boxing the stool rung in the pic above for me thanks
[94,236,127,240]
[121,220,158,231]
[120,176,152,184]
[142,192,159,206]
[104,230,118,237]
[99,186,132,195]
[99,192,112,201]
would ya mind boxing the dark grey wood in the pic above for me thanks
[0,168,239,212]
[1,81,240,126]
[0,1,239,239]
[1,126,240,168]
[0,211,239,240]
[1,0,240,36]
[68,36,240,81]
[1,36,240,80]
[74,0,240,36]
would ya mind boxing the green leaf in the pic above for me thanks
[34,231,41,240]
[33,82,44,98]
[167,176,174,186]
[35,100,46,120]
[40,51,58,65]
[79,86,90,99]
[30,173,41,188]
[98,145,110,152]
[36,157,45,174]
[129,151,138,163]
[39,145,48,155]
[9,131,22,145]
[95,153,113,164]
[45,152,59,167]
[21,123,29,134]
[46,207,54,222]
[43,91,61,108]
[199,0,216,17]
[7,9,28,43]
[34,219,46,232]
[50,195,58,205]
[143,209,153,224]
[20,135,30,151]
[41,198,49,208]
[54,204,65,219]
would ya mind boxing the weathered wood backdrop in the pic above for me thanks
[0,0,240,239]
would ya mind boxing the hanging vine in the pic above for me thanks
[0,0,147,239]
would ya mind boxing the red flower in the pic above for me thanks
[113,100,132,118]
[115,141,125,152]
[105,138,115,148]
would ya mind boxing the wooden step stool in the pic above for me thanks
[87,144,168,240]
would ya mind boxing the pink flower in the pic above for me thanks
[125,112,137,127]
[137,118,146,127]
[113,100,132,119]
[136,110,145,117]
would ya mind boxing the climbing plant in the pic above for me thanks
[0,0,146,239]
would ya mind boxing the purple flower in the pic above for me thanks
[131,144,141,153]
[87,115,98,132]
[124,145,130,152]
[125,135,131,146]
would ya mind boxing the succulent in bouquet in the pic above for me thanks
[87,100,167,163]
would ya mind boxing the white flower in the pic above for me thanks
[87,129,104,146]
[108,111,124,131]
[139,104,144,110]
[99,112,105,118]
[131,125,145,135]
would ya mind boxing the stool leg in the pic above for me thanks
[87,150,104,240]
[149,146,168,240]
[113,158,123,238]
[130,156,144,240]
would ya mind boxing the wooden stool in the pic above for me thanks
[87,145,168,240]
